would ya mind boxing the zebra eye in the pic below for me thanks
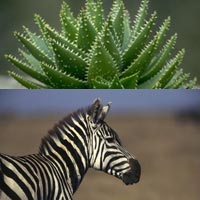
[106,137,115,143]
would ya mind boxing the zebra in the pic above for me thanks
[0,98,141,200]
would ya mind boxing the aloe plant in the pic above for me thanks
[5,0,197,88]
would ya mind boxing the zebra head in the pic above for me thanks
[87,99,141,185]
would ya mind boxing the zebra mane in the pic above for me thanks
[39,106,90,154]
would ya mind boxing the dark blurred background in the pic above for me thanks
[0,0,200,87]
[0,90,200,199]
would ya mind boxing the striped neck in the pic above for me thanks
[39,109,90,194]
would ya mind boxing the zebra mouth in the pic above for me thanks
[121,159,141,185]
[122,171,140,185]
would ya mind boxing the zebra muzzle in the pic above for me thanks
[122,159,141,185]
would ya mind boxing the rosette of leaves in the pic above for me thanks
[5,0,197,88]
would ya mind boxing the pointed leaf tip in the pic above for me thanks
[88,40,118,83]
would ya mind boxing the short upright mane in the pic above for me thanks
[39,106,90,154]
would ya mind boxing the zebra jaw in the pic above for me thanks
[121,171,140,185]
[122,159,141,185]
[115,159,141,185]
[106,161,141,185]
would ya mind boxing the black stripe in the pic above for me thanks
[61,118,88,145]
[50,161,62,200]
[60,124,88,160]
[28,155,46,200]
[48,137,78,191]
[115,165,130,173]
[45,142,74,198]
[44,137,69,183]
[55,178,62,200]
[42,154,67,199]
[93,139,103,166]
[47,158,62,200]
[51,159,69,199]
[21,156,41,200]
[42,155,56,199]
[0,158,20,200]
[0,179,21,200]
[57,133,85,176]
[17,156,39,187]
[111,160,128,171]
[35,155,53,200]
[0,155,36,192]
[104,151,121,162]
[94,135,98,150]
[105,155,126,172]
[1,161,33,200]
[74,117,88,140]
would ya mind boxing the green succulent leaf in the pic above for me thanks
[154,17,171,48]
[14,32,54,66]
[120,73,139,89]
[77,10,97,52]
[41,63,88,89]
[122,16,171,79]
[158,49,185,88]
[91,76,110,89]
[23,26,53,58]
[6,55,51,85]
[140,34,177,83]
[5,0,197,88]
[138,49,185,89]
[88,40,118,83]
[86,0,104,31]
[165,70,190,89]
[122,10,131,51]
[112,3,125,46]
[34,14,55,54]
[19,49,42,73]
[101,18,121,67]
[60,1,77,42]
[122,12,157,69]
[109,75,124,89]
[133,0,149,38]
[182,78,197,89]
[45,25,85,59]
[51,39,88,80]
[121,37,157,78]
[8,71,46,89]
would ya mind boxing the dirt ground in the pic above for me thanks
[0,114,199,200]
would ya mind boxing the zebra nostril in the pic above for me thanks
[121,158,141,185]
[129,159,141,180]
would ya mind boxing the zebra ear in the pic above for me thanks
[90,98,103,123]
[100,102,112,122]
[90,99,111,124]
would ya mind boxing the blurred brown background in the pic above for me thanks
[0,0,200,86]
[0,90,200,199]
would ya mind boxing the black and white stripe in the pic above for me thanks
[0,99,141,200]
